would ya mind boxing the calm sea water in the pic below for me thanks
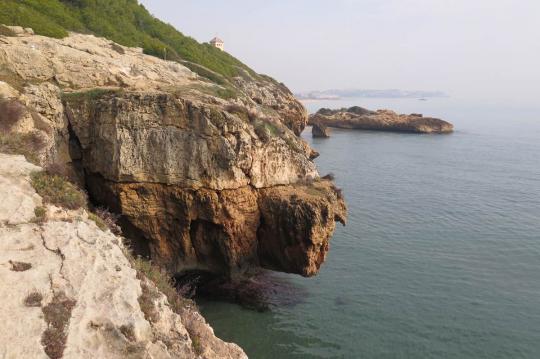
[199,98,540,359]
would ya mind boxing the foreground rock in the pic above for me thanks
[309,106,454,133]
[0,30,346,279]
[0,153,246,359]
[311,121,330,138]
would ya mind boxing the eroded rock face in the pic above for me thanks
[257,181,347,276]
[0,31,347,279]
[309,106,454,133]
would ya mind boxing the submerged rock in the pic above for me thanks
[309,106,454,133]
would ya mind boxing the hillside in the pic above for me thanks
[0,0,255,82]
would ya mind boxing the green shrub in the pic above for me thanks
[31,171,87,210]
[0,0,258,81]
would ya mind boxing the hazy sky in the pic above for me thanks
[139,0,540,102]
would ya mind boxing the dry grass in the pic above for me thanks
[138,281,161,323]
[41,291,76,359]
[0,99,25,132]
[24,291,43,307]
[9,260,32,272]
[31,171,87,210]
[119,324,136,342]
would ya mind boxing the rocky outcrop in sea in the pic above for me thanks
[309,106,454,134]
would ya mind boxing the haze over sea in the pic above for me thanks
[200,97,540,359]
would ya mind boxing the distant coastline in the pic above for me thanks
[296,88,448,101]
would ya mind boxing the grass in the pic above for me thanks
[24,291,43,307]
[131,256,195,320]
[9,260,32,272]
[31,171,87,210]
[253,118,281,141]
[62,88,124,105]
[191,335,203,355]
[0,132,45,165]
[0,0,259,81]
[88,212,107,231]
[33,206,47,223]
[41,291,76,359]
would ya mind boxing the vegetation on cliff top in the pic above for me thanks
[0,0,256,80]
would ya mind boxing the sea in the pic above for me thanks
[198,97,540,359]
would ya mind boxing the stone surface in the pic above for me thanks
[0,153,246,359]
[0,154,42,225]
[309,106,454,133]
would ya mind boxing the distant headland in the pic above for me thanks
[296,88,448,101]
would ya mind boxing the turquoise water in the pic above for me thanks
[199,98,540,358]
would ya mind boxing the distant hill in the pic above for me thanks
[0,0,256,82]
[296,89,448,100]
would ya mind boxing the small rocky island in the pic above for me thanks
[309,106,454,134]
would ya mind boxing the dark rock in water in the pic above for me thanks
[334,296,350,306]
[308,106,453,134]
[312,122,330,138]
[177,270,308,312]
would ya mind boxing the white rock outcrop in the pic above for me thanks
[0,153,246,359]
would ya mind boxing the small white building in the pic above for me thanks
[209,37,224,51]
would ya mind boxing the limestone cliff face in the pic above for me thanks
[0,29,346,279]
[309,106,454,134]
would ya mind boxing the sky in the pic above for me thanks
[139,0,540,103]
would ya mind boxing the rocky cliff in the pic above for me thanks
[0,28,346,281]
[0,153,246,358]
[309,106,454,133]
